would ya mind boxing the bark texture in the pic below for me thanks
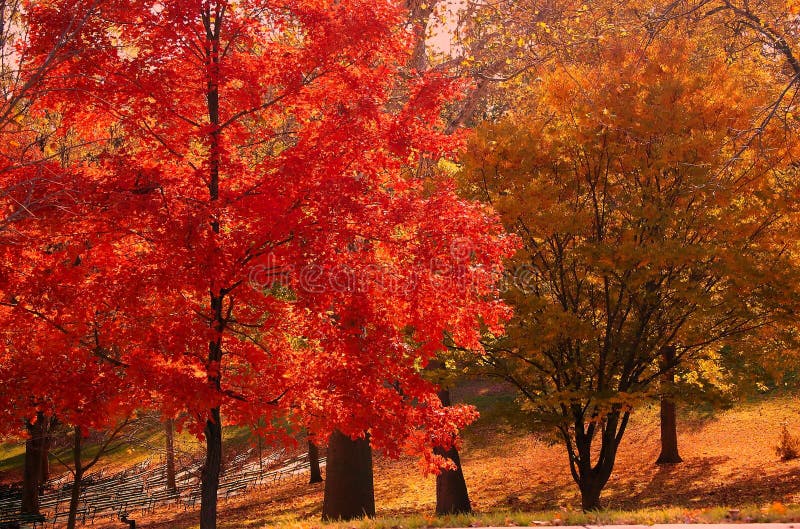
[308,438,323,484]
[656,345,682,465]
[200,408,223,529]
[21,413,55,515]
[321,430,374,521]
[434,389,471,515]
[165,418,177,491]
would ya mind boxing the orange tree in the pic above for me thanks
[459,31,800,510]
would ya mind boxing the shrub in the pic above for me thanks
[776,424,800,461]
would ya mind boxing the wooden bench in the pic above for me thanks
[0,512,47,529]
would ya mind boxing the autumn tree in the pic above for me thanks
[460,31,800,510]
[642,0,800,461]
[0,5,136,515]
[20,2,514,528]
[0,168,154,519]
[396,0,564,512]
[0,288,145,529]
[0,0,107,235]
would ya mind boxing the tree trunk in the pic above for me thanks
[67,426,83,529]
[656,345,682,465]
[21,419,42,515]
[308,438,323,484]
[434,389,471,515]
[322,430,374,520]
[569,409,629,512]
[578,474,604,512]
[39,418,52,485]
[258,425,266,474]
[21,412,54,514]
[200,11,224,528]
[200,408,222,529]
[165,418,177,491]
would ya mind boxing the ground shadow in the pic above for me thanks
[603,456,800,510]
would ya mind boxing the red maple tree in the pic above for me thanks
[3,1,517,527]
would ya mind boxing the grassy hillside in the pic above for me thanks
[2,385,800,528]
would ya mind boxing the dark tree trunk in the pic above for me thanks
[568,409,629,512]
[39,418,53,485]
[578,474,604,512]
[308,438,323,484]
[67,468,83,529]
[200,10,224,529]
[67,426,83,529]
[257,424,263,474]
[656,398,682,464]
[200,408,223,529]
[575,458,613,512]
[322,430,374,521]
[21,420,42,515]
[21,413,54,514]
[165,418,177,491]
[656,345,682,465]
[434,389,471,515]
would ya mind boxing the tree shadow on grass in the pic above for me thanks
[603,456,800,510]
[135,480,325,529]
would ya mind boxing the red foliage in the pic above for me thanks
[1,0,514,492]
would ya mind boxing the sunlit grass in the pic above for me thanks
[213,504,800,529]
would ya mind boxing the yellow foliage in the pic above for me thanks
[458,23,800,497]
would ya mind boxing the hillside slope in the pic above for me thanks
[2,387,800,528]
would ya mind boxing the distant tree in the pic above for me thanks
[460,31,800,510]
[307,436,323,485]
[56,420,133,529]
[165,418,177,492]
[649,0,800,168]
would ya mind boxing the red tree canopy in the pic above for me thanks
[0,0,515,468]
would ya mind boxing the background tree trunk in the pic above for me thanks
[322,430,374,520]
[308,438,323,484]
[21,412,55,514]
[656,345,682,464]
[39,417,54,485]
[66,426,83,529]
[426,359,472,515]
[434,389,471,515]
[165,418,177,492]
[21,418,43,515]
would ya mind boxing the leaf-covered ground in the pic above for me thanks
[3,387,800,528]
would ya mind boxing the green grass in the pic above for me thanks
[0,443,25,474]
[0,420,283,483]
